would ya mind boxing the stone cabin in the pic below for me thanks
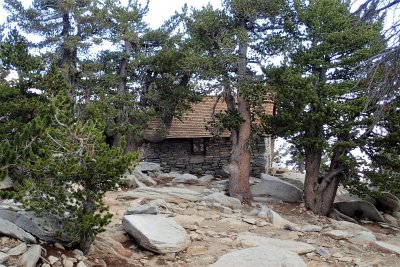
[141,97,274,177]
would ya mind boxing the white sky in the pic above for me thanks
[0,0,222,29]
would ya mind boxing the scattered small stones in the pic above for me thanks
[48,255,60,265]
[186,245,207,256]
[316,246,331,258]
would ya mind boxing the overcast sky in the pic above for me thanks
[0,0,222,29]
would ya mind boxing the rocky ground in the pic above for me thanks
[1,163,400,266]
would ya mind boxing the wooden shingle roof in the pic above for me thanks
[146,96,274,139]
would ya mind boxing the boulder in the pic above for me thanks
[18,245,42,267]
[334,192,362,203]
[209,246,306,267]
[155,172,181,183]
[334,201,385,222]
[137,162,161,172]
[276,172,305,190]
[202,193,241,209]
[172,173,199,184]
[116,187,203,202]
[119,175,139,189]
[0,217,36,244]
[198,175,214,185]
[366,192,400,214]
[257,206,296,229]
[250,174,303,203]
[125,204,158,215]
[0,176,13,190]
[0,208,70,244]
[234,232,315,254]
[123,214,190,253]
[132,168,157,186]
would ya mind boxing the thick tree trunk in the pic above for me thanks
[228,97,253,204]
[304,150,341,216]
[227,19,252,204]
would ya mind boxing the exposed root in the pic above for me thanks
[328,208,358,224]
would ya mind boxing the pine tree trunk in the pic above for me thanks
[228,98,253,203]
[227,19,252,204]
[79,198,95,254]
[304,150,340,215]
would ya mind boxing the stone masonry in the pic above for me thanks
[141,137,266,177]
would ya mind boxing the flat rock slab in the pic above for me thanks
[301,224,322,232]
[125,204,158,215]
[172,173,199,184]
[123,214,190,254]
[155,172,181,182]
[117,187,203,202]
[0,217,36,244]
[324,230,350,240]
[208,246,306,267]
[330,220,370,233]
[334,200,385,222]
[7,243,28,256]
[349,231,376,245]
[18,245,42,267]
[250,174,303,203]
[202,193,241,209]
[374,241,400,255]
[234,232,315,254]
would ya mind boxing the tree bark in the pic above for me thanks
[304,146,344,216]
[227,19,252,204]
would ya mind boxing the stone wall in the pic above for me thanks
[141,138,266,177]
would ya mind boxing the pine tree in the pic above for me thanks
[0,29,49,181]
[265,0,385,216]
[4,0,107,97]
[185,0,287,202]
[0,29,137,253]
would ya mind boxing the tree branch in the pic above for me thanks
[317,167,346,193]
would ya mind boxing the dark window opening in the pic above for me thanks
[191,138,205,155]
